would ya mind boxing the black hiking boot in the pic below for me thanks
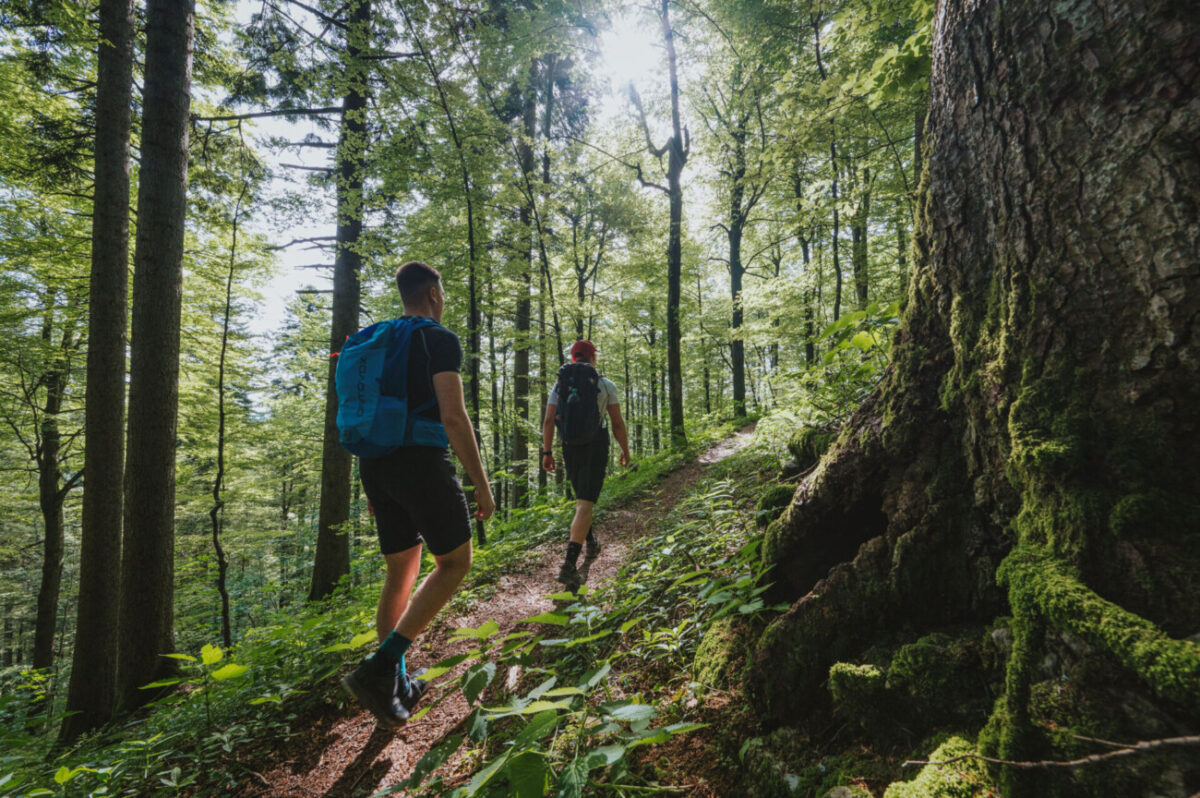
[557,560,582,593]
[585,536,601,561]
[399,668,429,712]
[341,655,410,728]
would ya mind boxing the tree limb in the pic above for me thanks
[902,735,1200,770]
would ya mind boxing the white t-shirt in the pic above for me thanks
[548,372,620,422]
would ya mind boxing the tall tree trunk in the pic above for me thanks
[747,2,1200,795]
[728,110,748,419]
[61,0,133,741]
[117,0,195,711]
[511,63,536,508]
[661,0,687,447]
[310,0,369,600]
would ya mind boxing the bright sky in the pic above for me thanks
[243,4,669,338]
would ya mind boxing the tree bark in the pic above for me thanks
[749,2,1200,795]
[309,0,369,600]
[851,165,870,310]
[511,61,536,508]
[661,0,687,447]
[61,0,133,740]
[118,0,194,711]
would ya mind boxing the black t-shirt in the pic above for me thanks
[400,318,462,422]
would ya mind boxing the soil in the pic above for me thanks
[234,426,756,797]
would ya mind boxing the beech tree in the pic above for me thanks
[747,1,1200,794]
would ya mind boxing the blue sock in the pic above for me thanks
[375,631,412,676]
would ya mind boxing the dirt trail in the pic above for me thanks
[242,427,755,797]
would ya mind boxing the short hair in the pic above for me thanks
[395,261,442,306]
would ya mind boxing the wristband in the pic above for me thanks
[542,450,552,457]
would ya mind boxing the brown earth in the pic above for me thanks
[236,427,756,797]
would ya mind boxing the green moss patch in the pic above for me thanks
[883,736,998,797]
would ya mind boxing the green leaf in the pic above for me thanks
[851,331,874,351]
[249,694,282,705]
[527,676,557,700]
[465,753,507,796]
[513,709,560,747]
[485,699,569,715]
[541,686,584,697]
[421,651,476,680]
[211,663,249,681]
[351,630,377,648]
[163,653,197,662]
[554,757,589,798]
[607,703,656,723]
[451,620,500,640]
[618,617,642,634]
[320,643,355,653]
[566,629,612,647]
[664,722,709,735]
[506,752,548,798]
[139,678,185,690]
[53,766,72,785]
[466,707,488,742]
[461,662,496,705]
[584,744,626,769]
[518,611,569,626]
[578,662,611,690]
[200,644,224,666]
[543,590,578,601]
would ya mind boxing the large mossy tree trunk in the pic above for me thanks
[750,0,1199,794]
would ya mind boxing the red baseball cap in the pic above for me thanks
[570,339,596,362]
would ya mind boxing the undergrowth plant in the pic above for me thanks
[376,434,785,796]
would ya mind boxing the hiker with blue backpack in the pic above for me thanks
[541,339,632,592]
[336,260,494,728]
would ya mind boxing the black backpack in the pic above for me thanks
[555,362,603,444]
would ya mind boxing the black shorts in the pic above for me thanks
[562,430,609,503]
[359,447,472,556]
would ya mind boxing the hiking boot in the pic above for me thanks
[399,668,428,712]
[585,536,601,561]
[557,560,582,593]
[341,655,410,728]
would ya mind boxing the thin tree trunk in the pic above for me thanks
[118,0,195,711]
[210,182,248,648]
[851,165,870,309]
[310,0,369,600]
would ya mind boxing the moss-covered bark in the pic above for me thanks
[747,0,1200,794]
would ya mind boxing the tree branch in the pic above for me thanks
[191,107,343,123]
[902,735,1200,771]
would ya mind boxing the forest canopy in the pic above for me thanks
[2,0,1197,795]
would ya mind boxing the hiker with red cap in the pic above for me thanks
[541,339,632,591]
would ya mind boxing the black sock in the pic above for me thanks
[565,541,583,567]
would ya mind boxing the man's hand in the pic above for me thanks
[542,454,556,473]
[474,486,495,521]
[619,449,631,467]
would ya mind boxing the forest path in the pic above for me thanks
[243,426,756,797]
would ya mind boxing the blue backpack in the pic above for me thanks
[335,317,450,458]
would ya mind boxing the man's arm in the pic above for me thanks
[608,404,632,466]
[433,371,494,520]
[541,403,557,473]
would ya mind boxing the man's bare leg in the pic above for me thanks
[569,500,594,544]
[377,544,423,642]
[395,540,473,641]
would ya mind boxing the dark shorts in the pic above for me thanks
[359,447,472,556]
[562,430,610,503]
